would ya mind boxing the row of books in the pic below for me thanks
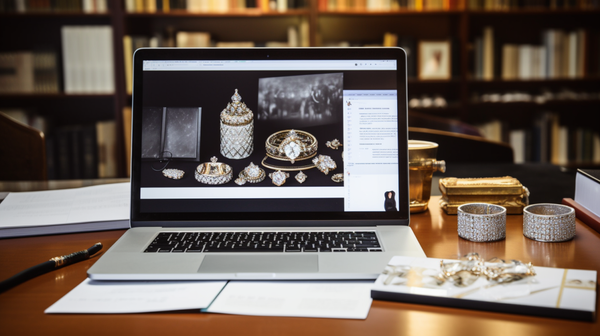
[476,114,600,165]
[318,0,459,10]
[125,0,307,12]
[0,51,59,93]
[467,0,600,9]
[0,0,107,12]
[473,27,588,80]
[472,88,600,104]
[2,109,119,179]
[61,25,115,94]
[46,121,119,180]
[123,23,309,94]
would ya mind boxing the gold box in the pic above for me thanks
[439,176,529,215]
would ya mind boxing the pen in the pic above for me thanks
[0,242,103,293]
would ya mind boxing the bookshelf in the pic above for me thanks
[1,0,599,180]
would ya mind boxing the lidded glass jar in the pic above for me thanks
[220,89,254,159]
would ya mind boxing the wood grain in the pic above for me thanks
[1,196,599,336]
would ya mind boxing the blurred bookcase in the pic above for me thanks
[1,0,598,180]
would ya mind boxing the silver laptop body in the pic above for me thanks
[88,47,425,281]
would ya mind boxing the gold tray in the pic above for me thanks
[439,176,529,215]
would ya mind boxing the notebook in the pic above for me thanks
[87,47,425,280]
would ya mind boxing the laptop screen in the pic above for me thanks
[131,48,409,226]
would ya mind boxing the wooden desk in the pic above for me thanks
[1,196,599,336]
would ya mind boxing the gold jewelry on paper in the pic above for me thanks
[260,156,315,172]
[220,89,254,159]
[312,155,337,175]
[439,253,536,287]
[195,156,233,185]
[331,173,343,183]
[265,129,318,164]
[162,168,185,180]
[269,170,289,187]
[295,171,307,184]
[326,139,342,150]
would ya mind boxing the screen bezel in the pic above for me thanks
[130,47,410,227]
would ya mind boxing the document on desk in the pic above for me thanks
[0,182,130,238]
[45,278,227,314]
[205,281,374,319]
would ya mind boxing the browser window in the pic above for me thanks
[138,59,400,213]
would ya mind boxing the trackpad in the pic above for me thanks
[198,254,318,273]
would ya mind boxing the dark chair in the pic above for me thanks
[408,111,482,136]
[409,127,514,164]
[0,112,47,180]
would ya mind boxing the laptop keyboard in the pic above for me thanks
[144,231,382,253]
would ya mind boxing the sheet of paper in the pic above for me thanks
[0,182,129,228]
[206,281,374,319]
[45,279,227,314]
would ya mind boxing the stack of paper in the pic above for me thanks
[0,183,129,238]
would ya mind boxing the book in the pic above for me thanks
[47,125,98,180]
[0,183,129,238]
[371,256,597,321]
[474,36,482,79]
[123,107,132,176]
[96,120,118,178]
[509,129,525,164]
[33,51,59,93]
[61,26,115,94]
[562,198,600,234]
[123,35,133,95]
[53,127,73,180]
[141,107,202,160]
[81,124,99,179]
[216,41,256,48]
[574,169,600,218]
[501,44,518,80]
[176,31,211,47]
[482,26,494,80]
[0,52,34,93]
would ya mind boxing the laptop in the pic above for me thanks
[88,47,425,281]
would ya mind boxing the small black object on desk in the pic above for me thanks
[0,243,103,293]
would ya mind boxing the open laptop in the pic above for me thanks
[88,47,425,281]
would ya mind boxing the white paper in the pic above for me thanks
[206,281,374,319]
[372,256,597,313]
[0,182,129,228]
[45,279,227,314]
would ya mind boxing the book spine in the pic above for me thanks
[482,26,494,80]
[81,124,98,179]
[54,127,72,180]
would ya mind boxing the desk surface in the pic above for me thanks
[1,196,599,336]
